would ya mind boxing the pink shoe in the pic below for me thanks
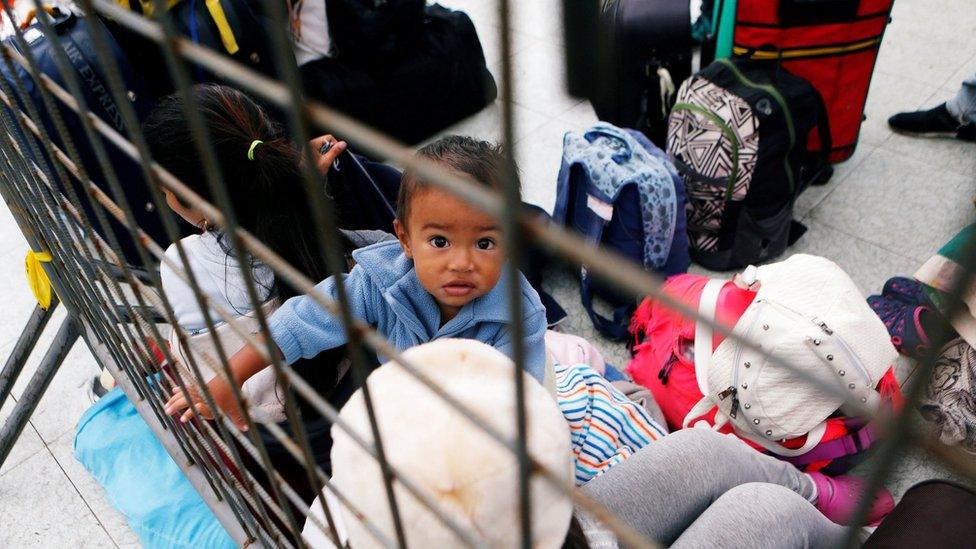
[808,472,895,526]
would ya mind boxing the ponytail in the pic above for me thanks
[143,84,329,300]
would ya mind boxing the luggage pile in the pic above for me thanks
[559,0,894,336]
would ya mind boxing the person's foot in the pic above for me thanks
[888,103,976,141]
[808,472,895,526]
[868,294,932,358]
[89,368,116,401]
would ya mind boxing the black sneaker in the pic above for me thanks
[887,103,975,141]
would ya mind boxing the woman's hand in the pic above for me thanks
[309,134,347,175]
[163,376,250,431]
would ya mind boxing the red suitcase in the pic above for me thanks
[731,0,894,163]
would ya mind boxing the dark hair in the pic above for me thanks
[143,84,328,301]
[395,135,520,224]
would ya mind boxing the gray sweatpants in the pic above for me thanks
[947,72,976,125]
[579,428,847,548]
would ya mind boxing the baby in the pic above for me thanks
[165,135,547,426]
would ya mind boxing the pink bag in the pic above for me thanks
[627,273,902,474]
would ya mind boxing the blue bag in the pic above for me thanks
[553,122,689,340]
[0,10,184,265]
[74,388,235,549]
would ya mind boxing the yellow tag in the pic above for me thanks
[25,250,54,310]
[205,0,240,55]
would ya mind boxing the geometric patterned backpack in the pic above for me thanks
[667,58,831,270]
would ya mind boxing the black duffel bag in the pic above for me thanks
[301,3,496,145]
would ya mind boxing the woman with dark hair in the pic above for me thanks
[143,83,377,505]
[144,83,343,316]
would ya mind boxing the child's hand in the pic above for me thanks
[310,134,347,175]
[163,377,249,431]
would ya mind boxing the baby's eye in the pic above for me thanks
[476,238,495,250]
[429,236,449,248]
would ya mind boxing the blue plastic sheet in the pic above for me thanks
[73,387,235,549]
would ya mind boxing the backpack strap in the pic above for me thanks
[692,278,725,396]
[781,422,880,466]
[804,87,834,187]
[682,278,726,429]
[580,271,632,341]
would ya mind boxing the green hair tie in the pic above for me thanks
[247,139,264,161]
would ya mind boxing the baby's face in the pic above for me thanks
[395,187,505,323]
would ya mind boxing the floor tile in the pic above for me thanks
[513,117,590,213]
[10,312,103,443]
[808,148,974,264]
[510,0,564,46]
[48,432,139,548]
[467,8,544,69]
[858,70,942,148]
[0,450,118,548]
[876,9,976,89]
[0,198,29,257]
[0,395,45,477]
[495,41,584,119]
[942,58,976,95]
[796,145,878,220]
[882,130,976,180]
[426,99,550,148]
[557,100,600,128]
[785,220,923,296]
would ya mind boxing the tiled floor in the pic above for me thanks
[1,0,975,545]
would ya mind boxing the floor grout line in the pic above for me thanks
[43,440,122,549]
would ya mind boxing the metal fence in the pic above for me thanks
[0,1,974,547]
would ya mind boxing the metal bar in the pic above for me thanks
[52,4,316,539]
[256,1,410,546]
[83,0,877,421]
[0,41,241,512]
[0,24,860,540]
[0,33,272,545]
[841,228,976,547]
[0,316,79,466]
[494,0,532,546]
[82,321,261,547]
[0,300,59,404]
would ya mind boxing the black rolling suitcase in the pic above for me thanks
[588,0,695,146]
[301,3,496,145]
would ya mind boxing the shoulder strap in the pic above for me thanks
[681,278,726,429]
[580,270,632,341]
[693,278,725,395]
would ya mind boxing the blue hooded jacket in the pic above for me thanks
[268,240,548,383]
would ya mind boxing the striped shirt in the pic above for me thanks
[555,363,667,485]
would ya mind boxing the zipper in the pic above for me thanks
[730,300,764,389]
[766,301,873,386]
[718,386,740,418]
[723,300,764,420]
[671,101,741,201]
[715,58,797,194]
[814,318,872,385]
[732,37,882,60]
